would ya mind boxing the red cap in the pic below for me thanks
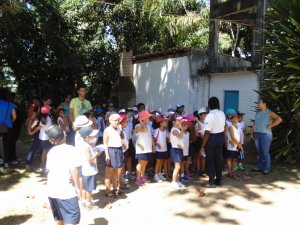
[119,114,127,123]
[138,111,152,121]
[41,105,51,114]
[156,115,167,123]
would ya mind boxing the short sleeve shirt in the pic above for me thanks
[70,97,92,119]
[204,109,225,134]
[46,144,81,199]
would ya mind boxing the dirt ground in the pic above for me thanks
[0,136,300,225]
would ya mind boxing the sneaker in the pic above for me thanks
[126,172,136,180]
[4,163,9,168]
[234,163,239,171]
[122,174,129,183]
[158,173,166,181]
[171,181,180,190]
[11,160,18,165]
[237,163,245,171]
[135,177,144,186]
[177,181,185,188]
[85,202,98,211]
[141,176,150,183]
[180,176,190,182]
[25,165,31,172]
[154,174,163,182]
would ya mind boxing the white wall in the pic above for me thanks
[133,56,193,113]
[209,71,259,127]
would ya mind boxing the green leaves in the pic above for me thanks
[261,0,300,162]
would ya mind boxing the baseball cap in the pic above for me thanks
[185,114,195,122]
[118,109,126,114]
[225,108,237,116]
[47,125,64,142]
[41,105,51,114]
[79,126,99,139]
[119,113,127,123]
[237,111,245,116]
[176,104,184,109]
[73,115,93,128]
[109,113,121,122]
[198,107,207,114]
[174,115,184,120]
[156,115,167,123]
[181,119,191,125]
[138,111,152,121]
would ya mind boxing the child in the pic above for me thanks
[135,111,154,186]
[29,105,52,173]
[196,107,208,175]
[73,115,93,205]
[57,107,70,144]
[79,126,100,210]
[103,113,124,197]
[226,114,244,178]
[46,125,81,225]
[180,119,190,183]
[153,115,168,182]
[119,113,130,189]
[96,108,105,144]
[170,115,185,190]
[236,112,246,171]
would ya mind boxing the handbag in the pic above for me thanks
[0,102,9,134]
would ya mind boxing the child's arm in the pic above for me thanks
[84,146,97,164]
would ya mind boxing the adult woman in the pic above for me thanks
[0,88,17,168]
[251,98,282,175]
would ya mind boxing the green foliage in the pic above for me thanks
[262,0,300,161]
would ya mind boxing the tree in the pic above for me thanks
[261,0,300,161]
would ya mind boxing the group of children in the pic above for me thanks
[43,102,247,224]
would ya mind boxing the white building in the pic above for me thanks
[113,48,259,127]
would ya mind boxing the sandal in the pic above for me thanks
[105,192,114,197]
[113,189,123,196]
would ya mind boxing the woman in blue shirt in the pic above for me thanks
[0,88,17,167]
[251,98,282,175]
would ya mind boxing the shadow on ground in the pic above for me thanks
[0,214,32,225]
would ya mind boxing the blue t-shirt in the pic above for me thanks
[0,100,15,128]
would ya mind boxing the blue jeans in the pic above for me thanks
[254,132,272,171]
[26,132,42,165]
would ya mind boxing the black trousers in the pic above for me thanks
[205,132,225,184]
[2,128,14,163]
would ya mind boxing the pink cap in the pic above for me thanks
[41,105,51,114]
[185,114,195,122]
[138,111,152,121]
[119,114,127,123]
[181,119,191,125]
[156,116,167,123]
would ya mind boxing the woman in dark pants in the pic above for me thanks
[0,88,17,168]
[200,97,226,188]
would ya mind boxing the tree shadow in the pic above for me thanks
[93,217,109,225]
[0,214,32,225]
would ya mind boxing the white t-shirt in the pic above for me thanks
[153,128,167,152]
[204,109,225,134]
[237,121,245,145]
[170,127,184,149]
[80,141,98,176]
[39,116,52,140]
[46,144,80,199]
[227,125,240,151]
[135,124,153,154]
[197,121,205,136]
[104,126,122,148]
[183,131,190,156]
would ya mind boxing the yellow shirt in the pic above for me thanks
[70,97,92,119]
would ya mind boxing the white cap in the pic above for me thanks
[73,115,93,128]
[198,107,207,114]
[109,113,120,122]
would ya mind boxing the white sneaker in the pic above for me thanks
[177,181,185,188]
[171,181,180,190]
[158,173,166,181]
[154,174,163,182]
[122,174,129,183]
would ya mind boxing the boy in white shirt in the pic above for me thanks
[46,125,81,225]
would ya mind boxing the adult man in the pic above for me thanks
[200,97,225,188]
[69,85,92,127]
[69,84,92,146]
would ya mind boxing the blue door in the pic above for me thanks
[224,91,239,112]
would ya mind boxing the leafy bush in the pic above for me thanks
[261,0,300,161]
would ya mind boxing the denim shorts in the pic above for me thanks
[48,196,80,224]
[83,174,97,192]
[156,151,169,160]
[41,140,52,150]
[108,147,123,168]
[170,148,183,163]
[136,152,153,161]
